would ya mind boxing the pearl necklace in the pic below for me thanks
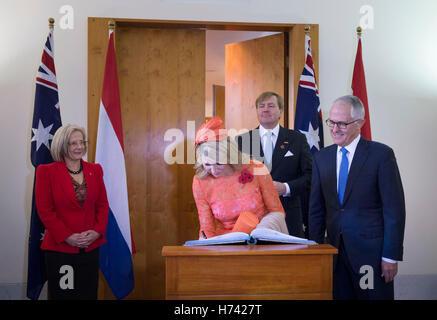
[67,162,83,175]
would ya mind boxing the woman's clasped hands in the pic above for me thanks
[65,230,100,248]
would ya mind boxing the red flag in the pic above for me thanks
[352,37,372,140]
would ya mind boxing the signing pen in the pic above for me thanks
[201,231,207,239]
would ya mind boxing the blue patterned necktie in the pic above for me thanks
[264,131,273,164]
[338,147,349,204]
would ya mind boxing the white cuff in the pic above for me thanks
[382,257,397,263]
[282,183,291,197]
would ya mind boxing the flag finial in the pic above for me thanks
[305,25,310,35]
[108,20,115,30]
[356,26,362,37]
[48,18,54,29]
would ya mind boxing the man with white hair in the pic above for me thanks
[309,95,405,299]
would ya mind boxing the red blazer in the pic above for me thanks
[35,160,109,253]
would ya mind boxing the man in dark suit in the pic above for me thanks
[236,91,312,237]
[309,95,405,300]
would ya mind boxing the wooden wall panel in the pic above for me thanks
[225,33,284,132]
[88,19,204,299]
[213,84,225,120]
[289,25,319,129]
[88,18,110,163]
[117,27,204,299]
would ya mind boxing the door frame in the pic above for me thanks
[87,18,319,299]
[88,17,319,161]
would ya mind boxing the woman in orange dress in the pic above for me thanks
[193,117,288,238]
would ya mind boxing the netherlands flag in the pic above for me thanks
[95,29,135,300]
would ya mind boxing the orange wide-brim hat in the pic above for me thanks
[194,116,228,149]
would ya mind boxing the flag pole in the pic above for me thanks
[356,26,362,38]
[27,16,62,300]
[304,25,310,35]
[48,17,54,29]
[97,17,135,299]
[108,20,115,43]
[108,20,115,30]
[352,25,372,140]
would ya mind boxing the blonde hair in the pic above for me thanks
[194,137,249,178]
[50,124,87,162]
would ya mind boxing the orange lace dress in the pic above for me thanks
[192,160,285,238]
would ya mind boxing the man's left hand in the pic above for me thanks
[381,260,398,283]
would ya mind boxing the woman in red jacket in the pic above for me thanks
[35,124,109,300]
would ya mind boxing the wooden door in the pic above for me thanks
[213,84,225,120]
[225,33,285,132]
[88,19,204,299]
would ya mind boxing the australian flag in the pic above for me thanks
[294,34,323,238]
[27,26,62,300]
[294,34,324,154]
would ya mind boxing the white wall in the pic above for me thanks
[1,0,436,286]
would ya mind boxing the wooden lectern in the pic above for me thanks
[162,244,337,300]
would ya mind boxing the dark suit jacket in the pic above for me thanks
[309,137,405,272]
[35,160,109,253]
[236,126,312,236]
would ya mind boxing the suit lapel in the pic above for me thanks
[271,126,289,173]
[342,137,370,205]
[59,161,81,209]
[81,161,93,208]
[250,126,290,172]
[327,146,339,205]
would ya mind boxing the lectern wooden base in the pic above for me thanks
[162,244,337,300]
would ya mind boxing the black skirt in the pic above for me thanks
[44,248,100,300]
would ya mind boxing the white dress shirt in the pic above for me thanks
[259,124,291,197]
[336,135,396,264]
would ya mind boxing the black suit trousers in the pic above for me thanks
[334,237,394,300]
[45,247,100,300]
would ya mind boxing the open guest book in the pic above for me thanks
[184,227,317,246]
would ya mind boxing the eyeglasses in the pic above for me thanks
[68,141,88,147]
[325,119,361,129]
